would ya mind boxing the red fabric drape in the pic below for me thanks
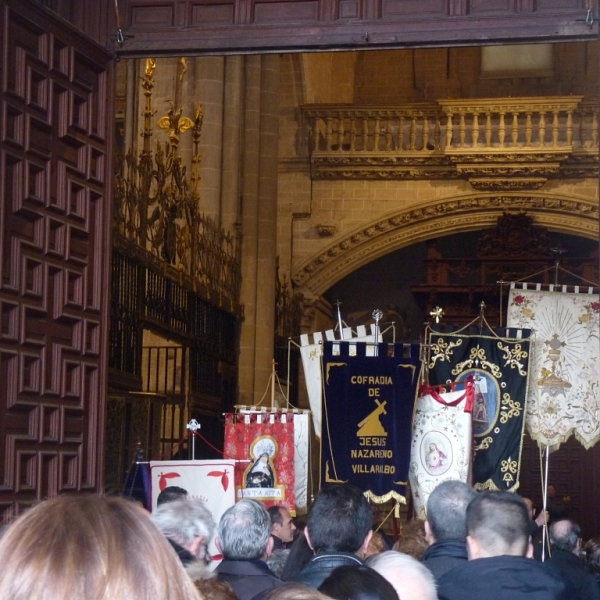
[224,413,296,513]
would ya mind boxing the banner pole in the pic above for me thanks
[542,445,550,561]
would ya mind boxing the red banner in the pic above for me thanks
[224,412,296,514]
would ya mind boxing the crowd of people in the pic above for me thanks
[0,480,599,600]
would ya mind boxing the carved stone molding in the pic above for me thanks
[312,156,452,167]
[291,194,599,295]
[456,165,560,177]
[315,224,338,237]
[469,178,548,191]
[312,167,459,180]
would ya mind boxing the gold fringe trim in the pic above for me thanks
[363,490,407,504]
[473,479,520,493]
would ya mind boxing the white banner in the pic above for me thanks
[294,412,310,513]
[506,285,600,451]
[149,460,236,564]
[409,390,472,519]
[300,325,380,438]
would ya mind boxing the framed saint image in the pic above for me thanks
[421,432,452,476]
[238,435,286,501]
[457,369,500,437]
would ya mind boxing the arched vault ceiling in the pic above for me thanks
[292,192,599,296]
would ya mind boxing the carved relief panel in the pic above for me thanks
[0,0,113,518]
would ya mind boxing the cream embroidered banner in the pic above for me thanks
[300,325,379,438]
[409,387,473,519]
[507,285,600,451]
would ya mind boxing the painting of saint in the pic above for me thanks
[245,438,277,489]
[425,442,447,469]
[473,392,489,424]
[246,452,275,488]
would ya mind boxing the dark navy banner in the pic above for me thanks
[428,327,531,492]
[321,342,421,503]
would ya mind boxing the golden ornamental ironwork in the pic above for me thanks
[113,58,241,306]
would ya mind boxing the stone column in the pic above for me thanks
[220,55,244,231]
[238,54,280,404]
[193,56,225,220]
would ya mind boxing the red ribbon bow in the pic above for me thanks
[419,375,475,413]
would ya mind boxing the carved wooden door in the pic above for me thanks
[0,0,113,519]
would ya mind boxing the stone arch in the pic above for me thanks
[292,192,599,295]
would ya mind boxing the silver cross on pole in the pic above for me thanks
[187,419,201,460]
[372,308,383,356]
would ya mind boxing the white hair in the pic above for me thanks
[366,550,438,600]
[153,498,215,546]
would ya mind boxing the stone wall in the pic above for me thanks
[277,45,599,330]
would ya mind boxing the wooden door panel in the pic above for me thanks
[119,0,596,54]
[0,0,113,519]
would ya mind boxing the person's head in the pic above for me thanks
[367,550,438,600]
[157,485,189,506]
[194,578,238,600]
[263,583,333,600]
[548,484,557,498]
[584,537,600,574]
[267,548,290,578]
[0,494,202,600]
[153,498,216,561]
[269,505,296,543]
[319,565,399,600]
[217,499,273,560]
[392,520,428,560]
[425,480,476,544]
[549,519,581,554]
[365,532,386,558]
[305,484,372,555]
[466,491,531,559]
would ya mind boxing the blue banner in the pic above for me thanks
[321,342,421,502]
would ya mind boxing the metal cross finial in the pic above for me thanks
[430,306,444,323]
[186,419,200,460]
[372,309,383,357]
[550,245,567,286]
[187,419,201,432]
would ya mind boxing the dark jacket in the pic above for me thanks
[293,551,364,589]
[437,555,573,600]
[271,534,291,551]
[215,558,283,600]
[546,549,600,600]
[421,540,468,581]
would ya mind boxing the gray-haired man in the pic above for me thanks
[215,499,283,600]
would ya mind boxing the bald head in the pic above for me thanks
[367,551,438,600]
[550,519,581,554]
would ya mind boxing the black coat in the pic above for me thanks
[546,549,600,600]
[293,551,364,589]
[215,558,283,600]
[437,555,573,600]
[420,540,468,581]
